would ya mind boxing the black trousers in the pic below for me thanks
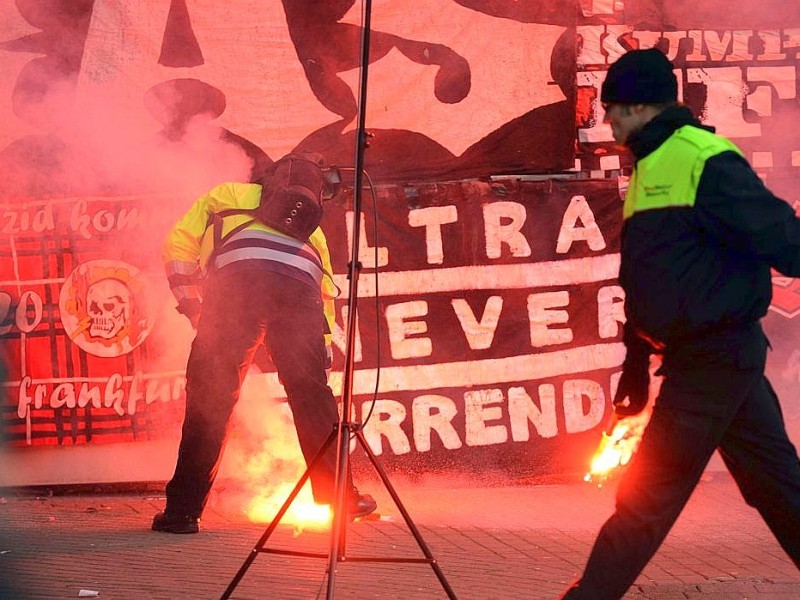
[165,265,345,518]
[563,323,800,599]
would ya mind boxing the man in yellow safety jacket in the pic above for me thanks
[152,154,376,533]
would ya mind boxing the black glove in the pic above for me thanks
[613,325,652,416]
[176,298,202,329]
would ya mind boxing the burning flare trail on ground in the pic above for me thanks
[247,482,332,533]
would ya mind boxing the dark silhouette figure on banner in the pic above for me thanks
[286,0,579,181]
[158,0,204,67]
[281,0,470,181]
[0,0,97,195]
[458,26,577,176]
[283,0,470,119]
[143,78,272,184]
[452,0,579,25]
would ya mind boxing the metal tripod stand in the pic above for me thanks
[220,1,457,598]
[219,417,458,599]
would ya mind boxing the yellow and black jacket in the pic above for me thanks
[621,105,800,346]
[163,181,337,344]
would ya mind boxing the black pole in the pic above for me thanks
[220,2,458,597]
[325,0,374,595]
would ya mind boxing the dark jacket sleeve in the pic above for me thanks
[621,321,653,366]
[695,151,800,276]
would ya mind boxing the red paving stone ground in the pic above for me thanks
[2,471,800,599]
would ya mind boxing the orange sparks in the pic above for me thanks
[221,382,335,534]
[584,408,652,486]
[247,482,332,534]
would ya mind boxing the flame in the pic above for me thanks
[584,407,653,486]
[218,377,336,534]
[247,481,332,534]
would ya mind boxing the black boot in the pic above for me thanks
[151,511,200,534]
[347,489,377,520]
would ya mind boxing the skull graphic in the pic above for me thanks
[87,278,130,339]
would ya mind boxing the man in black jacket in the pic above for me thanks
[560,48,800,599]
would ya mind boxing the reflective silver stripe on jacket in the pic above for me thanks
[164,260,202,302]
[226,229,309,251]
[213,229,324,285]
[165,260,201,276]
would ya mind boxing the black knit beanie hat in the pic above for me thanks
[601,48,678,104]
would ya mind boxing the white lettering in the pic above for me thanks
[703,30,734,62]
[726,30,755,62]
[685,29,705,61]
[527,291,573,347]
[332,305,363,363]
[362,399,410,456]
[0,292,11,336]
[346,210,388,268]
[509,384,558,440]
[16,372,187,424]
[77,383,102,408]
[105,373,125,415]
[597,285,625,339]
[1,203,54,234]
[747,66,796,103]
[577,70,613,143]
[556,195,606,253]
[15,291,43,333]
[464,388,507,447]
[386,301,432,359]
[359,379,615,456]
[128,371,144,415]
[483,201,531,259]
[563,379,605,433]
[51,383,76,409]
[335,255,621,299]
[17,376,34,417]
[451,296,503,350]
[69,200,145,240]
[408,205,458,265]
[412,395,462,451]
[687,66,761,138]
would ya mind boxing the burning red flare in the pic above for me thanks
[247,482,332,533]
[218,378,337,534]
[584,407,653,486]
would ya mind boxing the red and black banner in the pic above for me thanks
[2,1,800,481]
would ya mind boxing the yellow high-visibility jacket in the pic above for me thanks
[163,181,337,344]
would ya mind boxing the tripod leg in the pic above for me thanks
[353,429,459,600]
[220,426,338,600]
[325,421,354,599]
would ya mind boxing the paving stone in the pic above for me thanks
[0,473,798,599]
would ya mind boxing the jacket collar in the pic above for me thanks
[627,104,714,161]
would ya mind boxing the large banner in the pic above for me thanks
[0,194,188,446]
[0,0,579,193]
[0,180,624,480]
[325,179,624,478]
[2,0,800,482]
